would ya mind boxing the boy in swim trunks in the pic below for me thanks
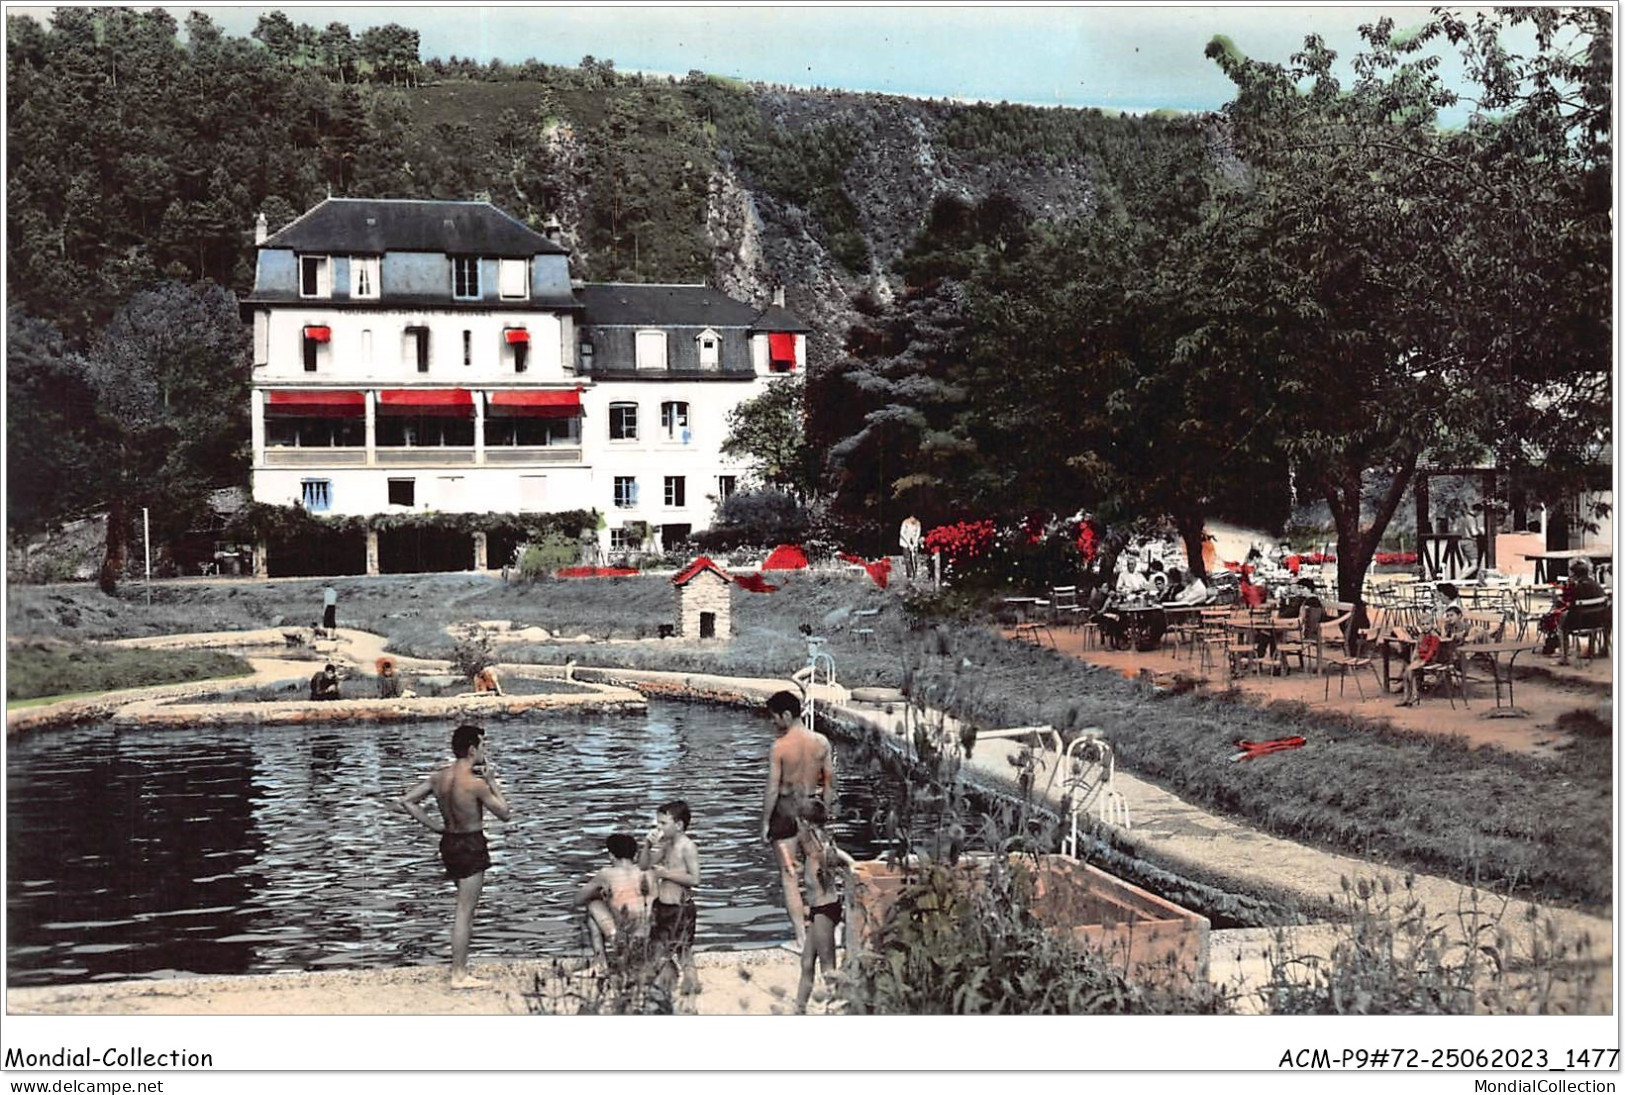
[794,799,855,1013]
[574,832,654,970]
[397,724,511,987]
[759,689,835,950]
[640,799,701,994]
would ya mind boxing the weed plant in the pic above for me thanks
[1253,874,1605,1015]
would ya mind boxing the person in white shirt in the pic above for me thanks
[1172,572,1210,605]
[1115,558,1150,597]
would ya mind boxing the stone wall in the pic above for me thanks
[676,571,732,639]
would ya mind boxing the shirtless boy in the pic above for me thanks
[641,800,701,992]
[397,723,512,987]
[575,833,654,967]
[759,689,835,949]
[794,799,856,1014]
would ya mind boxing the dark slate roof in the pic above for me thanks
[752,302,812,333]
[578,284,809,332]
[263,199,567,257]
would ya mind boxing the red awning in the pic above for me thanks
[265,389,364,417]
[303,325,332,343]
[377,388,474,416]
[487,389,582,418]
[768,332,796,365]
[504,328,530,345]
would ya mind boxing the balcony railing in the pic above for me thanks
[483,447,584,465]
[263,447,368,467]
[375,448,478,466]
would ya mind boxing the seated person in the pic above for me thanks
[1159,567,1186,604]
[574,832,655,967]
[473,666,503,695]
[1238,570,1269,608]
[1169,569,1210,606]
[1556,559,1608,665]
[1434,582,1464,618]
[309,663,341,701]
[377,657,402,699]
[1115,558,1151,598]
[1398,605,1470,706]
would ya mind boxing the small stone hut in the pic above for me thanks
[672,557,734,640]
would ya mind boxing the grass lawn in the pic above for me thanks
[6,572,1612,913]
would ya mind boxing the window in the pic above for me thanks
[716,475,737,502]
[351,256,379,299]
[609,402,638,441]
[484,415,579,447]
[519,475,548,512]
[614,476,638,509]
[664,476,686,508]
[499,258,528,300]
[463,330,472,368]
[405,326,430,373]
[299,255,330,298]
[387,478,415,507]
[609,527,639,551]
[375,415,474,448]
[578,340,593,373]
[635,329,667,370]
[300,479,332,512]
[660,401,690,442]
[266,417,363,448]
[453,257,480,299]
[361,329,373,366]
[303,334,320,372]
[697,329,720,370]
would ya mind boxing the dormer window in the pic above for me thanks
[635,330,667,371]
[498,258,529,300]
[351,256,379,299]
[453,257,480,300]
[300,255,330,298]
[697,328,720,370]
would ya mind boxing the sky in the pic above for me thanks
[7,3,1502,116]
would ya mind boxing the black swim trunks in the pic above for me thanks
[806,899,843,925]
[439,830,490,881]
[650,897,697,949]
[767,798,800,842]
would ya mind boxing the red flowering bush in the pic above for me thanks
[1076,520,1101,565]
[924,520,998,575]
[1373,552,1418,566]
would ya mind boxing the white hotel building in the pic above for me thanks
[244,198,806,571]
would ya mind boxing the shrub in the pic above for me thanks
[693,488,809,553]
[518,533,580,579]
[449,627,497,681]
[840,855,1216,1014]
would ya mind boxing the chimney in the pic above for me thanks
[772,284,785,308]
[254,211,268,245]
[543,215,563,244]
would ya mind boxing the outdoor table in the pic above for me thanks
[1117,603,1166,651]
[1226,615,1300,675]
[1460,640,1542,718]
[1524,549,1613,586]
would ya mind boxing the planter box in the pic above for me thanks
[850,853,1209,989]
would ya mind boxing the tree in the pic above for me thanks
[78,282,251,592]
[5,310,100,535]
[1198,11,1610,599]
[720,376,814,497]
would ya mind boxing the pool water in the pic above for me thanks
[5,700,971,987]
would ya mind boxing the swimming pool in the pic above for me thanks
[5,699,960,987]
